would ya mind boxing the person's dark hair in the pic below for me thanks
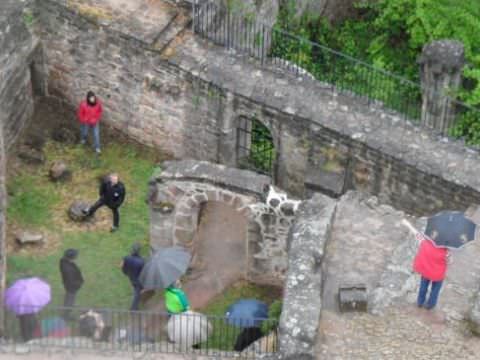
[86,91,96,106]
[64,248,79,260]
[131,243,141,256]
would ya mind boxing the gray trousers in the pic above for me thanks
[63,291,77,318]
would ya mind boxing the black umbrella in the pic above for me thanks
[139,247,191,289]
[425,211,477,249]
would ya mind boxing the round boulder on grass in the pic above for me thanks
[49,161,72,182]
[68,201,90,222]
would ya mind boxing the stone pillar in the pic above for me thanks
[418,40,465,134]
[217,92,237,167]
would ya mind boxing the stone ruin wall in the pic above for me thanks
[0,0,48,334]
[0,0,44,149]
[148,160,301,284]
[31,0,480,219]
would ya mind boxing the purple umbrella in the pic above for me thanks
[5,277,51,315]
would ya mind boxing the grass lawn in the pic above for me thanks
[7,140,159,309]
[198,281,282,351]
[6,137,282,351]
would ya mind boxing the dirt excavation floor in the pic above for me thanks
[183,201,248,309]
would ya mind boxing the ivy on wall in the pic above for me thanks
[275,0,480,143]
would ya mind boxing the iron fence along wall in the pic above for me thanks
[192,1,480,137]
[3,305,278,358]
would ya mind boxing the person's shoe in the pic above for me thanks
[82,208,90,216]
[424,304,435,310]
[95,148,101,154]
[110,226,118,233]
[417,302,424,308]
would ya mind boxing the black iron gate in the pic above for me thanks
[236,117,275,176]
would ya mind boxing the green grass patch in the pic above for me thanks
[199,281,281,351]
[7,175,60,227]
[7,141,158,309]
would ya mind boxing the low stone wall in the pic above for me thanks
[149,160,302,282]
[276,194,336,359]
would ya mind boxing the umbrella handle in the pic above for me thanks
[401,219,419,235]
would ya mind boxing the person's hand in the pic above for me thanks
[446,252,453,265]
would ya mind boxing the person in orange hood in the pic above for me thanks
[77,91,103,154]
[413,237,448,310]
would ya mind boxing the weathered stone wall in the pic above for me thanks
[34,0,480,217]
[0,0,44,334]
[35,0,219,161]
[276,193,336,359]
[0,0,43,148]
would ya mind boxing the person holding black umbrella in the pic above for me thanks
[83,173,126,232]
[413,235,449,310]
[120,243,145,311]
[59,249,84,319]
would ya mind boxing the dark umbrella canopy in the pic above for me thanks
[139,247,191,289]
[425,211,477,249]
[225,299,268,328]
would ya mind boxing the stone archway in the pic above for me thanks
[148,160,300,306]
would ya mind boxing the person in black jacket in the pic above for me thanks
[83,173,126,232]
[120,243,145,310]
[60,248,84,320]
[234,326,263,352]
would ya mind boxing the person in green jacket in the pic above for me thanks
[164,285,190,315]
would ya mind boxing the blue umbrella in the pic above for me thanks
[225,299,268,328]
[425,211,477,249]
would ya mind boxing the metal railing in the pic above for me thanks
[192,1,480,138]
[3,305,278,358]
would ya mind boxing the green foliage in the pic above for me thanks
[23,9,34,27]
[274,0,480,142]
[238,119,275,175]
[261,300,282,334]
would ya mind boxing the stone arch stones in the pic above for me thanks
[147,160,300,283]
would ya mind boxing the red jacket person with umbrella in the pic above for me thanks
[405,210,476,310]
[413,237,448,309]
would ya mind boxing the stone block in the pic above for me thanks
[17,145,45,165]
[468,290,480,336]
[338,284,367,312]
[49,160,72,182]
[15,231,44,245]
[68,201,90,222]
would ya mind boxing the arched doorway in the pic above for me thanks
[183,201,248,309]
[236,116,276,176]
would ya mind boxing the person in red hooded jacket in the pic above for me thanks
[77,91,103,154]
[413,236,449,310]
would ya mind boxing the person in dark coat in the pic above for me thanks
[60,248,84,319]
[18,313,38,342]
[120,243,145,310]
[84,173,126,232]
[234,327,263,352]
